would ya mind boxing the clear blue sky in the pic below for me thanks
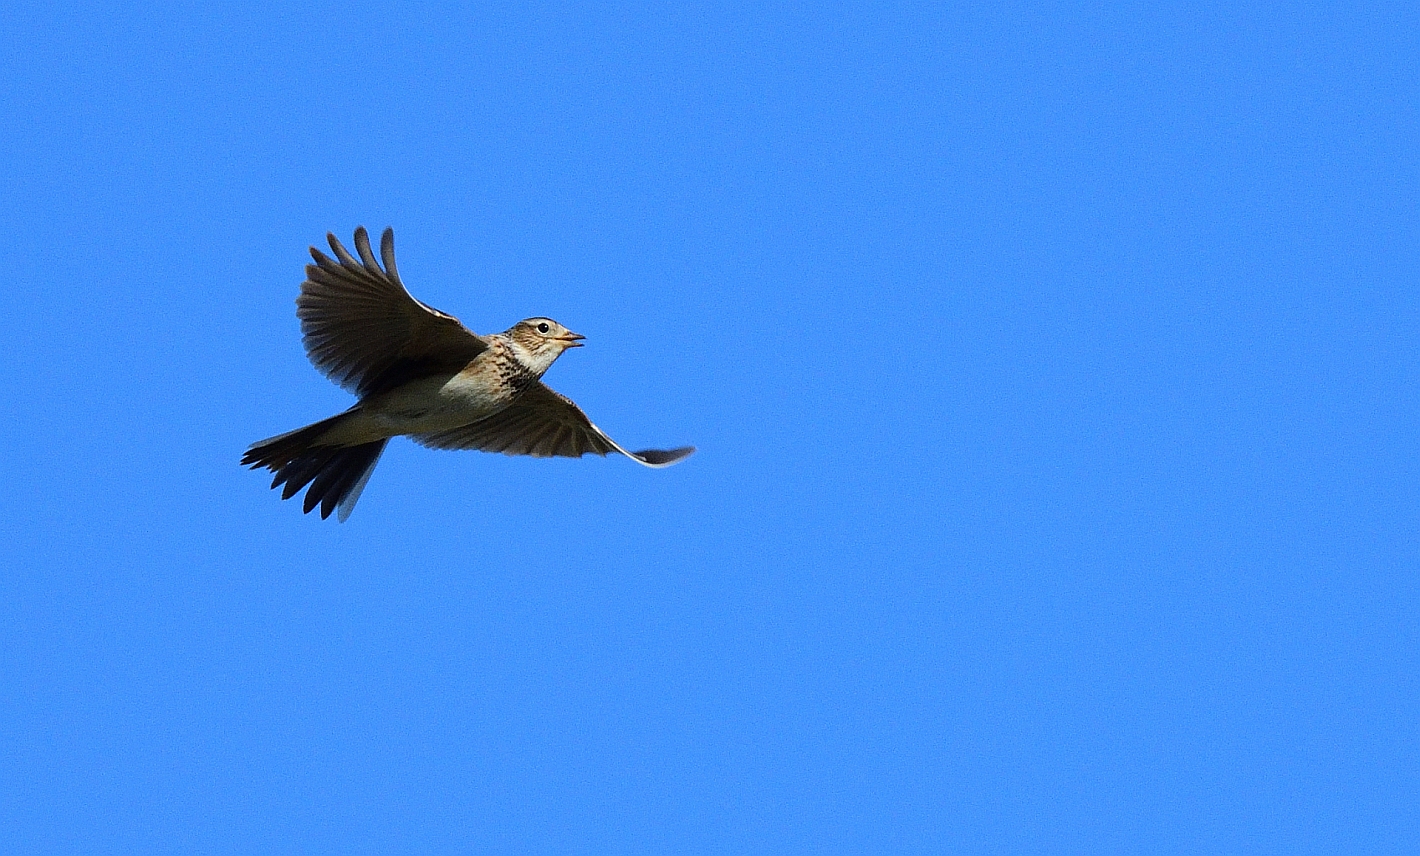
[2,2,1415,852]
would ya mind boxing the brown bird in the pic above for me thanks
[243,227,694,520]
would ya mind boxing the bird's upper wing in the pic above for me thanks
[297,227,488,398]
[412,382,695,468]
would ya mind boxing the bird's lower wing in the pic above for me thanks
[411,383,694,468]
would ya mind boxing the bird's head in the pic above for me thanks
[505,317,585,374]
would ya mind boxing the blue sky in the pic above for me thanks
[2,2,1415,852]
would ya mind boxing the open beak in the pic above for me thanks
[560,332,586,348]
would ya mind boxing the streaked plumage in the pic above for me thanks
[243,227,694,520]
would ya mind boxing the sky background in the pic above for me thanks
[1,2,1415,852]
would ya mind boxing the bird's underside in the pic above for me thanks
[243,226,694,520]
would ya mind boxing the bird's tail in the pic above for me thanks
[242,412,387,521]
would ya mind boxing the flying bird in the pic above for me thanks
[243,227,694,520]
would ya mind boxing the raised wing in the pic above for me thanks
[412,382,695,468]
[297,227,488,398]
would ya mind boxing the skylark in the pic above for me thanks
[243,227,694,520]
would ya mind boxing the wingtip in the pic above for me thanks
[379,227,400,284]
[631,446,696,467]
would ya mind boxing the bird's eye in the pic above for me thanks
[537,323,550,333]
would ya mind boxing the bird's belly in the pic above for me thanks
[365,372,515,435]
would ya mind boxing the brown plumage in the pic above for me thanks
[243,227,694,520]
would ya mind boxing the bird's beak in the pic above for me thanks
[560,332,586,348]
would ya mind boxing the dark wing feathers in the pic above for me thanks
[297,227,488,398]
[412,383,695,468]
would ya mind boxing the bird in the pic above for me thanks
[242,226,694,521]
